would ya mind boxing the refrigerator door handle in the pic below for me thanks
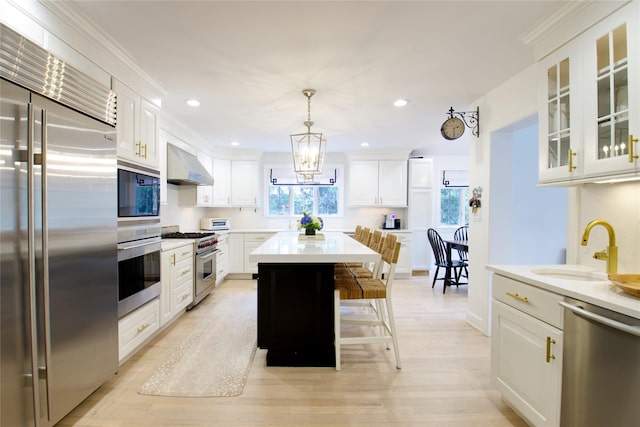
[41,107,53,423]
[27,102,42,425]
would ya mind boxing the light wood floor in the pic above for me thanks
[58,277,526,426]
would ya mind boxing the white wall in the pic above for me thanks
[489,117,568,265]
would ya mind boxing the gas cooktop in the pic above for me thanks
[162,231,216,239]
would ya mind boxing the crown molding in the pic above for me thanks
[35,0,167,97]
[520,0,594,47]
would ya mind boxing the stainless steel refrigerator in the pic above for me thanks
[1,25,118,427]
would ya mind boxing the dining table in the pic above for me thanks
[442,238,469,287]
[249,230,380,367]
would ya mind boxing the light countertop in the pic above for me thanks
[487,264,640,319]
[248,231,380,264]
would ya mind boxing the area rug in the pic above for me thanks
[138,290,257,397]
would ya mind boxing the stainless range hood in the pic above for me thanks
[167,144,214,185]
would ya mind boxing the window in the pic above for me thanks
[439,169,469,226]
[440,187,469,226]
[266,165,342,217]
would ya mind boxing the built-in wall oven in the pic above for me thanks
[117,223,162,318]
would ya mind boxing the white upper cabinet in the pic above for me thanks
[212,158,231,206]
[231,160,259,207]
[538,38,583,183]
[349,160,407,207]
[113,79,160,169]
[582,4,639,178]
[409,158,433,188]
[538,2,639,184]
[196,151,213,206]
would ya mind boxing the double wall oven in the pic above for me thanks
[117,161,162,318]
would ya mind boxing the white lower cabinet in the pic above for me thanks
[228,232,275,276]
[118,298,160,363]
[384,230,412,278]
[491,274,563,427]
[160,242,194,327]
[216,233,228,285]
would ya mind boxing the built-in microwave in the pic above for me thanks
[117,161,160,221]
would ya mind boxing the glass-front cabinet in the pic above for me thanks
[538,1,638,184]
[538,38,582,183]
[583,6,639,177]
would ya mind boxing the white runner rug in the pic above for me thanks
[138,289,257,397]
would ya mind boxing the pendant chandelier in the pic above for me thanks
[290,89,327,184]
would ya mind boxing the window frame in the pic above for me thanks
[437,169,470,227]
[264,164,344,218]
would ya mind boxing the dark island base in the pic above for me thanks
[257,263,336,367]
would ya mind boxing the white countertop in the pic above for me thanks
[487,264,640,319]
[249,231,381,264]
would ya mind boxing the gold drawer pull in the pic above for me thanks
[506,292,529,303]
[137,323,150,334]
[181,250,191,256]
[546,336,556,363]
[180,269,191,277]
[180,293,190,301]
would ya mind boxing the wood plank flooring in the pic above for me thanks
[58,277,526,426]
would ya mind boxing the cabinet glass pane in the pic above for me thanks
[548,136,558,168]
[559,95,570,130]
[598,119,611,159]
[614,68,628,112]
[547,65,558,99]
[559,59,570,95]
[596,34,610,76]
[559,132,570,166]
[612,24,627,66]
[597,77,611,118]
[596,117,629,159]
[548,100,558,133]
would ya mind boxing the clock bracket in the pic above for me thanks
[445,106,480,137]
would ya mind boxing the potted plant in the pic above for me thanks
[298,211,323,236]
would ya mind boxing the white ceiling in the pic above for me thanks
[69,1,567,156]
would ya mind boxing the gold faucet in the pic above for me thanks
[581,220,618,275]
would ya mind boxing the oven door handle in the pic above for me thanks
[118,237,161,251]
[197,248,221,260]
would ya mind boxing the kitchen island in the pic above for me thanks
[249,231,380,366]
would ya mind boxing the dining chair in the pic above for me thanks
[334,240,402,371]
[427,228,467,293]
[454,225,469,279]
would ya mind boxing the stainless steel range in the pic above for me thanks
[162,227,220,309]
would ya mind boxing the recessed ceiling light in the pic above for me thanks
[361,142,369,147]
[186,99,200,107]
[230,141,239,146]
[393,99,408,107]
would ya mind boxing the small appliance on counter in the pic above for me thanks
[383,214,401,229]
[201,217,231,231]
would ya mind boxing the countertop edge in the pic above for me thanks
[487,264,640,319]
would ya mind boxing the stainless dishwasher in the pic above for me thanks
[559,298,640,427]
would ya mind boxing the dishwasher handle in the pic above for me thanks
[559,300,640,337]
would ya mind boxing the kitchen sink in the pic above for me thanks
[530,268,608,282]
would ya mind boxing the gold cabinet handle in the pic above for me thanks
[506,292,529,303]
[137,323,150,334]
[629,134,639,163]
[172,253,176,266]
[179,268,191,277]
[135,141,142,157]
[546,336,556,363]
[180,293,190,301]
[568,148,577,172]
[181,250,191,256]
